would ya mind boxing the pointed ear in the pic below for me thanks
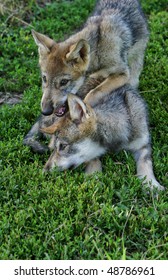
[65,39,90,69]
[32,29,55,56]
[68,94,89,124]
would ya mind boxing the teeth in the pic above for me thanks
[54,105,66,117]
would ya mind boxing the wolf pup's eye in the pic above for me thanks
[42,75,47,83]
[59,143,68,151]
[60,79,69,87]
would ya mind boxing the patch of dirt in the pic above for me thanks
[0,92,23,106]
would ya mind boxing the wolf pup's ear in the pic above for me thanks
[68,94,89,124]
[32,30,55,56]
[66,39,90,70]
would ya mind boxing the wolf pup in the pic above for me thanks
[42,86,164,191]
[24,0,149,152]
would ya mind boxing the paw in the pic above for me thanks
[148,181,165,191]
[23,138,49,154]
[84,90,101,107]
[85,158,102,174]
[143,177,165,191]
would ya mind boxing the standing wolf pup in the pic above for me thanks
[24,0,149,153]
[42,86,164,191]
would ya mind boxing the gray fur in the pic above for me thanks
[24,0,149,153]
[44,85,164,190]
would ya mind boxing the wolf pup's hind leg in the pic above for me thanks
[133,143,164,191]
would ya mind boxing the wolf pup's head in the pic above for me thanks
[42,94,105,172]
[32,30,90,116]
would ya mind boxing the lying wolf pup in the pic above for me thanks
[42,85,163,190]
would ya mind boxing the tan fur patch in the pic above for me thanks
[40,117,65,134]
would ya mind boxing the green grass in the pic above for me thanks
[0,0,168,260]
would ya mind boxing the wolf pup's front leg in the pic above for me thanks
[85,158,102,174]
[23,114,58,154]
[23,117,48,154]
[84,69,130,106]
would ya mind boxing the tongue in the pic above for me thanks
[54,105,66,117]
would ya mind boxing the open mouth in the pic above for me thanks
[54,102,68,117]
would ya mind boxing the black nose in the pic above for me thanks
[41,104,54,116]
